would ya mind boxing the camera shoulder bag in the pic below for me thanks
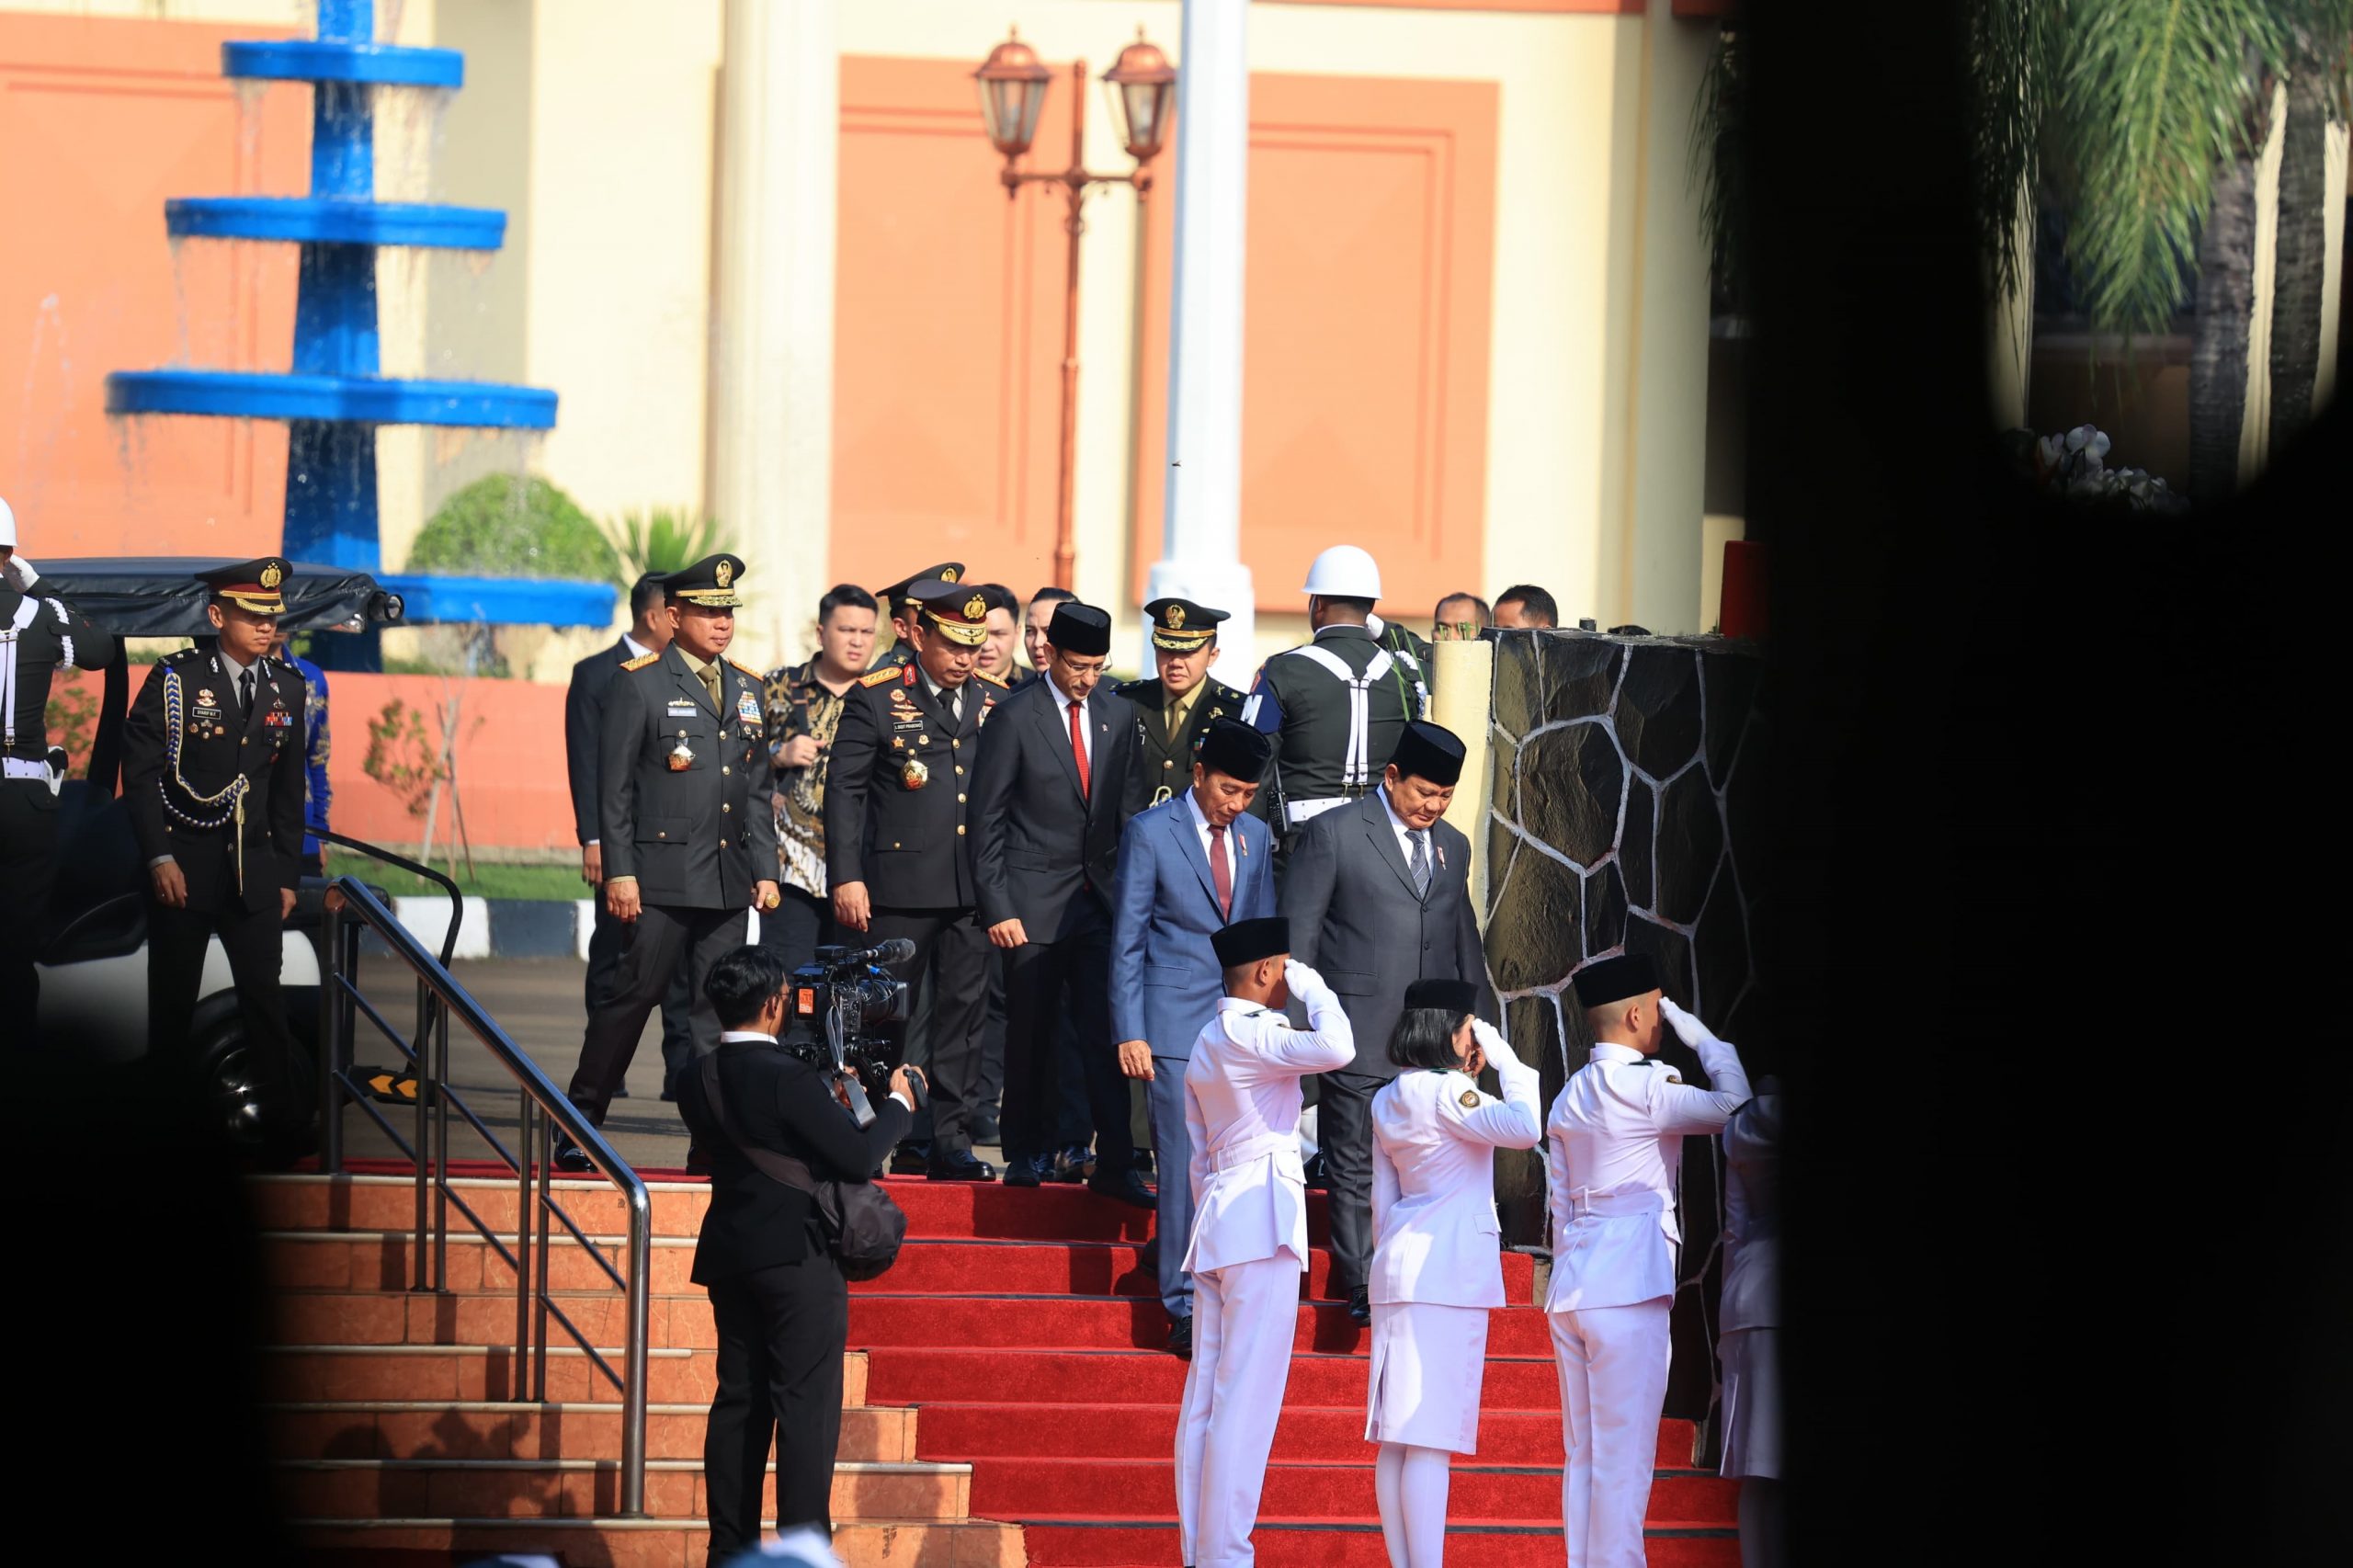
[697,1054,906,1281]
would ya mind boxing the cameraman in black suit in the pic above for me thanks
[679,945,920,1562]
[564,572,690,1101]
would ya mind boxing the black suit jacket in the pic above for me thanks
[824,664,1006,909]
[967,676,1142,939]
[563,638,633,847]
[679,1037,912,1284]
[597,645,778,909]
[1279,792,1490,1081]
[122,647,308,913]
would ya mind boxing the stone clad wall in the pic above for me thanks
[1482,629,1765,1437]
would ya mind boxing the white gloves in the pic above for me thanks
[1470,1017,1522,1070]
[0,552,36,593]
[1658,995,1725,1050]
[1283,958,1332,1004]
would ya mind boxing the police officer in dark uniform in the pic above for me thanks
[1242,545,1427,858]
[120,557,310,1154]
[824,579,1006,1181]
[870,562,966,673]
[1,497,119,1011]
[1118,597,1248,810]
[558,553,779,1169]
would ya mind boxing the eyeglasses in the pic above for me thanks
[1431,621,1482,642]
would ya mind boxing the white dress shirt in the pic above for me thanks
[1377,788,1432,875]
[1543,1036,1749,1312]
[1182,984,1356,1274]
[920,668,964,722]
[1185,787,1240,891]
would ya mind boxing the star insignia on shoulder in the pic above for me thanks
[620,652,661,671]
[858,666,904,687]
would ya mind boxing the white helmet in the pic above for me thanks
[1301,544,1381,601]
[0,494,15,550]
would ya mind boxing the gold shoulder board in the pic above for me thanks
[973,668,1009,689]
[858,666,904,687]
[729,659,763,680]
[620,652,661,671]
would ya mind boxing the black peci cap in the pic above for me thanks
[666,553,747,608]
[1046,601,1113,657]
[197,557,291,616]
[1145,597,1228,652]
[1195,717,1271,784]
[1212,917,1290,971]
[1389,719,1466,787]
[1572,953,1662,1008]
[1402,977,1480,1017]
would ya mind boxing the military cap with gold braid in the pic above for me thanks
[666,552,747,608]
[1145,596,1228,652]
[197,556,291,616]
[881,562,965,615]
[908,577,989,647]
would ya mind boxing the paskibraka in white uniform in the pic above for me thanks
[1545,998,1749,1568]
[1367,1017,1544,1453]
[1174,963,1356,1568]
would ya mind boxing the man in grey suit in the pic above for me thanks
[1279,718,1490,1324]
[1109,720,1279,1357]
[559,553,779,1170]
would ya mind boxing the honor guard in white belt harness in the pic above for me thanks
[1544,954,1751,1568]
[1,495,119,1010]
[1240,545,1427,852]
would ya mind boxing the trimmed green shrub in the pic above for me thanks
[407,474,620,581]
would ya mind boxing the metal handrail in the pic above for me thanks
[314,874,652,1517]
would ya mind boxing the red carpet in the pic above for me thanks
[859,1176,1739,1567]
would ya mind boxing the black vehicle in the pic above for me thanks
[30,558,404,1146]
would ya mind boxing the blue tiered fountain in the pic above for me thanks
[105,0,613,669]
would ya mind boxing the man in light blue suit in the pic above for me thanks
[1110,718,1278,1358]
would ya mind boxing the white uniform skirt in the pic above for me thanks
[1364,1301,1490,1454]
[1717,1326,1781,1479]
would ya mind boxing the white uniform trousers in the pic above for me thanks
[1176,1254,1302,1568]
[1550,1298,1673,1568]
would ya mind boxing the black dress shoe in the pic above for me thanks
[927,1150,997,1182]
[889,1142,933,1176]
[1088,1168,1156,1210]
[553,1137,593,1175]
[1050,1143,1097,1184]
[1002,1153,1050,1188]
[1347,1285,1372,1326]
[1166,1314,1193,1358]
[610,1083,630,1099]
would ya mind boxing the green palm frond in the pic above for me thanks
[605,508,733,587]
[1965,0,2064,303]
[2052,0,2288,337]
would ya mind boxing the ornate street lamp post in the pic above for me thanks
[975,28,1176,591]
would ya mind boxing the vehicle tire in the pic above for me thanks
[196,1014,318,1153]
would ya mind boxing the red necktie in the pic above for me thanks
[1208,823,1233,917]
[1068,696,1090,802]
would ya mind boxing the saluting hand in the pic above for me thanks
[151,860,188,909]
[1470,1017,1518,1069]
[1656,995,1722,1048]
[1117,1040,1154,1081]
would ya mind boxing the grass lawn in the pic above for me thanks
[325,852,587,903]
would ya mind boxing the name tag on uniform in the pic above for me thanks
[666,700,699,717]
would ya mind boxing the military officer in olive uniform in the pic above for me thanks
[1118,597,1248,810]
[825,580,1007,1181]
[870,562,965,674]
[121,558,310,1154]
[1,495,119,1011]
[559,554,779,1167]
[1243,546,1427,859]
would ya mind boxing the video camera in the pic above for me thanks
[785,939,915,1126]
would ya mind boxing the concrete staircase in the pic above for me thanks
[250,1172,1022,1568]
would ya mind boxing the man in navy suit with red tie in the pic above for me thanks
[1108,719,1279,1356]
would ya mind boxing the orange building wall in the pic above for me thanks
[56,665,575,855]
[0,13,304,560]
